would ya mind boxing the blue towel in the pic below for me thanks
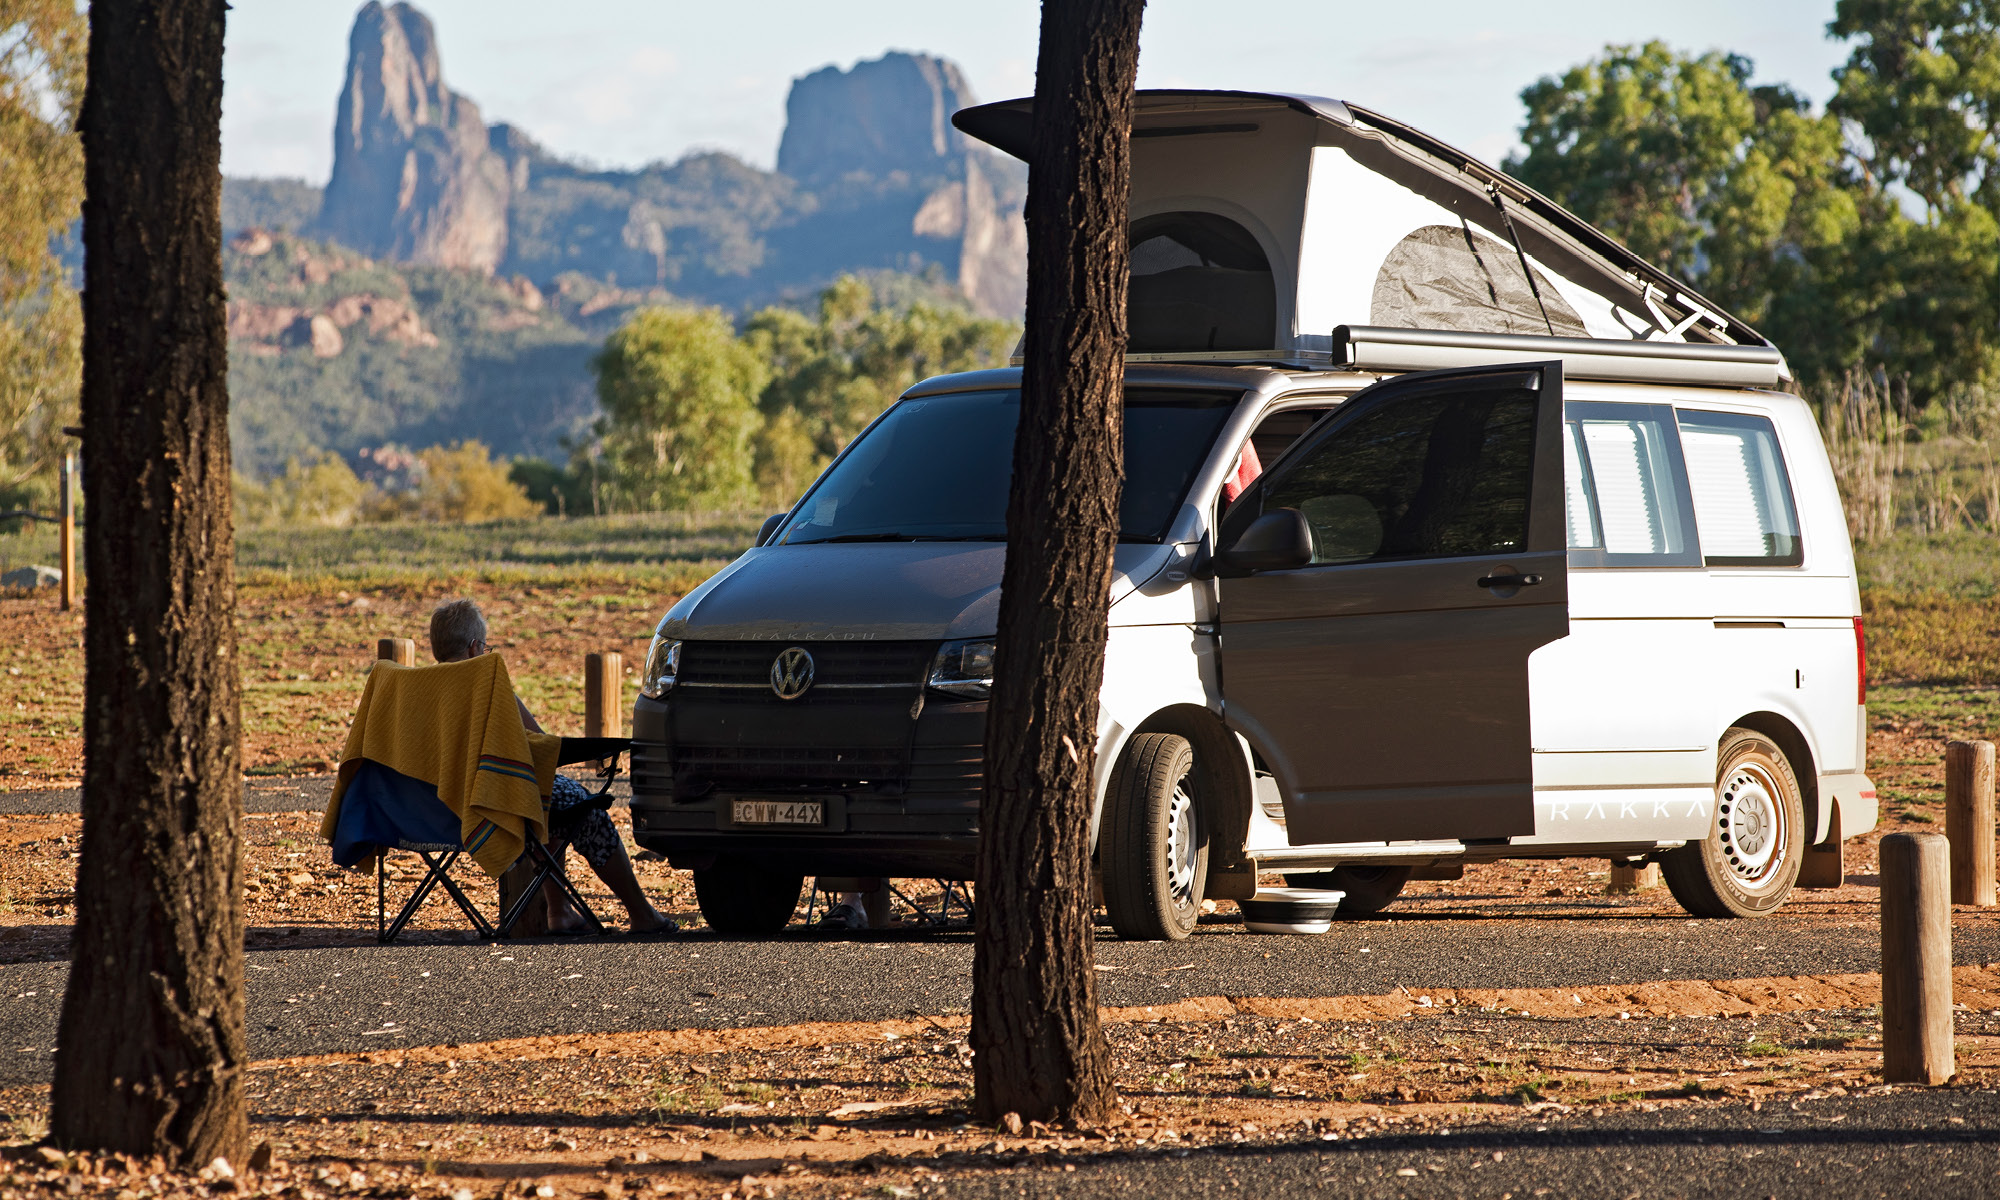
[329,759,465,869]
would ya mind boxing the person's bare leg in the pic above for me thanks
[543,879,589,933]
[591,839,670,932]
[537,841,589,933]
[501,856,550,935]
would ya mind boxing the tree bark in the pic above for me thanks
[51,0,245,1167]
[972,0,1144,1127]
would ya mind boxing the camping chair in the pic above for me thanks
[331,736,631,942]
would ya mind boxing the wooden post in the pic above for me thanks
[58,452,75,611]
[1608,862,1660,893]
[584,651,622,738]
[376,637,416,667]
[1945,739,1997,906]
[1880,832,1954,1085]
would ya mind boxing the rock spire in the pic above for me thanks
[316,1,510,272]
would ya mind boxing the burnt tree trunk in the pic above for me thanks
[972,0,1144,1127]
[51,0,245,1166]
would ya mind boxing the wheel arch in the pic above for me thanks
[1098,704,1255,871]
[1729,711,1824,845]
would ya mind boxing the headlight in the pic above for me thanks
[640,635,682,699]
[928,638,994,699]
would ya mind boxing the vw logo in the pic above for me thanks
[769,646,815,700]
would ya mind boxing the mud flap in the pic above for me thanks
[1797,804,1844,889]
[1206,860,1258,900]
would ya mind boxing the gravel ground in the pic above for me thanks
[3,1007,1995,1199]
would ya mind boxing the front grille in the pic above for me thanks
[679,640,933,689]
[675,744,905,789]
[664,640,944,797]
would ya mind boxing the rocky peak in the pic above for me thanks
[777,52,982,184]
[317,1,510,273]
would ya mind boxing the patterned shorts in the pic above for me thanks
[547,773,621,871]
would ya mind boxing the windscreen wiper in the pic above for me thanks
[802,532,1011,543]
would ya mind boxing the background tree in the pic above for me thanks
[743,274,1017,502]
[1510,43,1768,274]
[1509,31,2000,405]
[972,0,1143,1127]
[589,306,767,511]
[0,0,84,513]
[52,0,246,1166]
[1830,0,2000,213]
[234,451,368,528]
[1828,0,2000,399]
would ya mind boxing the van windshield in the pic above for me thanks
[778,388,1242,545]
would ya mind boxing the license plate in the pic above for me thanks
[731,799,825,827]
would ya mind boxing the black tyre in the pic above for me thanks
[693,859,805,935]
[1284,866,1411,916]
[1662,728,1805,919]
[1101,732,1208,941]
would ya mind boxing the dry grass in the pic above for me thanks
[1819,369,2000,541]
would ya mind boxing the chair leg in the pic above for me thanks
[426,849,496,940]
[382,848,493,943]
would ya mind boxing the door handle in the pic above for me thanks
[1477,572,1543,589]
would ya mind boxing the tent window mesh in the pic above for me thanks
[1127,212,1276,353]
[1372,223,1587,337]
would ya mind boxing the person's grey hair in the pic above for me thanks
[429,598,487,663]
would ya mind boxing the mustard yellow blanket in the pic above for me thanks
[320,654,561,877]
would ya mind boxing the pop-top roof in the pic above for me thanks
[953,90,1782,375]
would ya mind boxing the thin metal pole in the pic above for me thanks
[58,453,74,611]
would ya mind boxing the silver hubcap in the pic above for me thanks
[1717,762,1786,886]
[1166,774,1199,911]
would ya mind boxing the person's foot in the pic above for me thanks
[819,902,867,930]
[545,899,591,935]
[629,907,676,934]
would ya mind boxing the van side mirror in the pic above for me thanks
[754,512,787,548]
[1215,508,1313,574]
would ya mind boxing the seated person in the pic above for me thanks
[429,598,673,935]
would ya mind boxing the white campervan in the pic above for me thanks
[626,92,1875,939]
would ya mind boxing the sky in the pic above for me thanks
[222,0,1858,183]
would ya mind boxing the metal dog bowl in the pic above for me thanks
[1239,887,1345,934]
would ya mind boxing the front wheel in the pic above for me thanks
[693,859,805,935]
[1662,728,1804,918]
[1101,733,1208,941]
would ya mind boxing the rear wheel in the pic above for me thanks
[1101,733,1208,941]
[1662,728,1804,918]
[1285,866,1411,916]
[693,859,805,935]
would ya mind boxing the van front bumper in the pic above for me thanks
[627,684,985,879]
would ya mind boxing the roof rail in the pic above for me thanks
[1335,326,1789,390]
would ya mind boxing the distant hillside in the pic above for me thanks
[232,3,1026,319]
[220,2,1028,476]
[222,226,983,477]
[224,229,600,476]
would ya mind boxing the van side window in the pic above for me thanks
[1262,387,1535,565]
[1676,410,1803,566]
[1564,401,1702,569]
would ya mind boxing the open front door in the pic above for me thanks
[1217,361,1568,844]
